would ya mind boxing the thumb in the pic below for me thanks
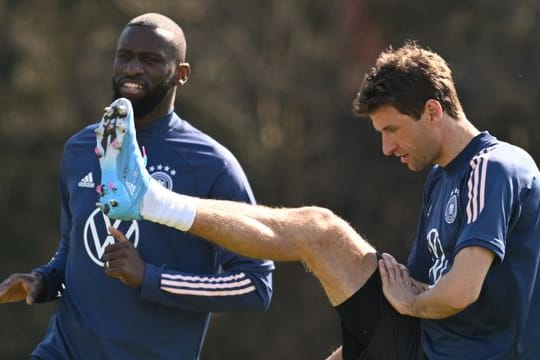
[108,226,128,242]
[25,282,39,305]
[26,292,37,305]
[26,272,46,305]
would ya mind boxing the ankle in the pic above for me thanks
[140,179,196,231]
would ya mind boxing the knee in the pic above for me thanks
[293,206,345,250]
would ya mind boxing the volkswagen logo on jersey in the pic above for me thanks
[148,164,176,190]
[445,188,459,224]
[83,208,140,267]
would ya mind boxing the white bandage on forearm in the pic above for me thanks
[140,178,196,231]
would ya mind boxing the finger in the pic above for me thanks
[26,282,41,305]
[387,253,406,282]
[101,251,111,266]
[103,263,127,285]
[0,281,8,296]
[108,226,128,242]
[102,240,132,265]
[378,258,389,283]
[0,278,15,298]
[398,263,408,273]
[397,264,414,288]
[382,253,398,282]
[102,238,129,261]
[0,278,27,304]
[103,260,118,275]
[398,264,411,280]
[103,258,120,272]
[384,252,398,265]
[389,257,408,284]
[0,274,18,290]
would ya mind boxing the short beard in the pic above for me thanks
[112,78,172,119]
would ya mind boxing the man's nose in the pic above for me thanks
[124,57,144,75]
[382,134,396,156]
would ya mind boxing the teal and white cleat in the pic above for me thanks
[95,98,150,220]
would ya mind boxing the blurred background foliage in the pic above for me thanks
[1,0,539,358]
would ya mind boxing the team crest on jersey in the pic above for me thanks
[148,164,176,190]
[83,208,140,267]
[445,188,459,224]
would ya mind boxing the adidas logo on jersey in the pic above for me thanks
[78,172,95,188]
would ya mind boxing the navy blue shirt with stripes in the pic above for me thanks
[32,112,274,360]
[408,132,540,359]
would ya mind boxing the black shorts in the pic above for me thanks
[335,258,425,360]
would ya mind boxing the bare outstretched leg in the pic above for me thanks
[189,199,378,304]
[95,98,377,305]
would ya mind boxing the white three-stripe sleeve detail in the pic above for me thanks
[161,278,252,289]
[466,147,493,224]
[161,286,257,296]
[479,154,488,213]
[467,157,479,223]
[160,272,256,297]
[162,272,247,282]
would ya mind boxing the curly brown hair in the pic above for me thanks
[353,41,463,120]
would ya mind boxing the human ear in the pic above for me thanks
[423,99,443,122]
[177,63,191,86]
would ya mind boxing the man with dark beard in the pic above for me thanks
[0,13,273,360]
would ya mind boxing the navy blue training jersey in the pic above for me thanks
[32,112,274,360]
[408,132,540,359]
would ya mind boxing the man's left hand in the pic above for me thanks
[378,253,422,316]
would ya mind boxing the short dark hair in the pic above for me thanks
[354,41,463,120]
[126,13,187,62]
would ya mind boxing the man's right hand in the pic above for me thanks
[0,272,46,305]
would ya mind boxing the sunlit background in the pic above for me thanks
[1,1,539,358]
